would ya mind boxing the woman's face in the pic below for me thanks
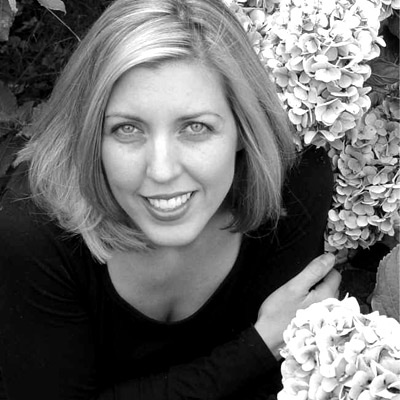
[102,60,238,248]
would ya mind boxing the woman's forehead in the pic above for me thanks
[106,60,229,116]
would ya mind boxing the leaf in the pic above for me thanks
[387,12,399,39]
[0,0,17,41]
[0,80,17,120]
[36,0,66,13]
[371,244,400,323]
[367,59,400,88]
[7,0,16,13]
[14,101,34,125]
[20,102,45,139]
[0,132,24,178]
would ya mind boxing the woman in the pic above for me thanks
[0,0,341,399]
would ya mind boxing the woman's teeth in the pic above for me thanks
[147,192,192,211]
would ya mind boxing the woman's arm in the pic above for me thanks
[254,146,341,359]
[99,327,274,399]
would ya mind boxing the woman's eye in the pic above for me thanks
[183,122,212,136]
[112,124,143,140]
[119,125,135,134]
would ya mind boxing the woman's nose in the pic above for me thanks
[145,134,181,183]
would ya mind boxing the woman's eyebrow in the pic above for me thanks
[104,111,223,120]
[104,112,143,120]
[176,112,223,121]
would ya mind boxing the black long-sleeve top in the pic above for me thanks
[0,146,333,400]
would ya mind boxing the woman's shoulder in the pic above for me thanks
[1,168,62,243]
[252,145,333,241]
[0,169,99,303]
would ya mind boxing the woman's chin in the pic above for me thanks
[145,230,201,250]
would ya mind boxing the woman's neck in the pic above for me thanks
[106,211,242,322]
[123,209,235,271]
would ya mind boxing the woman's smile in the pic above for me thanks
[142,191,195,222]
[145,191,193,211]
[102,60,239,248]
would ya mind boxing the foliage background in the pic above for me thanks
[0,0,109,104]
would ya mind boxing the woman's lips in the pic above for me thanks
[146,192,193,211]
[143,192,195,221]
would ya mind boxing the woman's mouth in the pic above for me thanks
[146,192,193,212]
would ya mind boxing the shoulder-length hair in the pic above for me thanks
[17,0,296,262]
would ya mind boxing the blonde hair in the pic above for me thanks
[18,0,295,262]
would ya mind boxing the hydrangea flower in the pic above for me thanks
[325,106,400,251]
[380,0,400,20]
[258,0,385,145]
[278,297,400,400]
[227,0,399,253]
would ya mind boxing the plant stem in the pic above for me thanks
[46,8,81,42]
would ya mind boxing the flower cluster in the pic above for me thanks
[228,0,399,252]
[325,105,400,251]
[224,0,280,56]
[225,0,387,145]
[380,0,400,22]
[278,297,400,400]
[261,0,385,147]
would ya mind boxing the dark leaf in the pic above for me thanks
[0,122,14,139]
[37,0,66,13]
[0,0,17,41]
[387,12,399,39]
[0,80,17,121]
[14,100,34,125]
[367,58,400,88]
[371,244,400,323]
[0,132,23,177]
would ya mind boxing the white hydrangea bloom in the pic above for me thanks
[279,297,400,400]
[229,1,399,251]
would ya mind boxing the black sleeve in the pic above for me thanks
[101,327,274,400]
[0,194,98,399]
[0,193,278,400]
[276,145,334,270]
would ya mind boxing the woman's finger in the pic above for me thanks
[289,253,336,292]
[310,268,342,299]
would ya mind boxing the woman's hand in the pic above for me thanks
[254,253,341,359]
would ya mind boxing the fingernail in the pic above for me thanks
[321,253,335,264]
